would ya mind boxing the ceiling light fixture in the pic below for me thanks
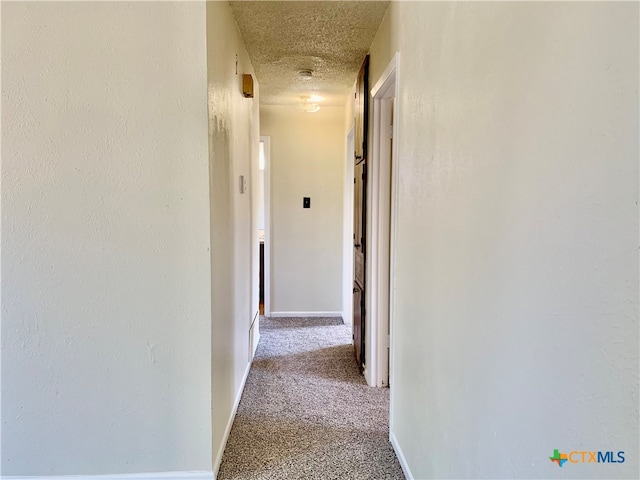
[298,69,313,81]
[298,95,320,113]
[299,103,320,113]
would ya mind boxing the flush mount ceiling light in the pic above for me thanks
[298,95,320,113]
[298,69,313,81]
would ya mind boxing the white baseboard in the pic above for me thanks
[212,360,252,477]
[1,472,213,480]
[268,311,342,318]
[390,431,413,480]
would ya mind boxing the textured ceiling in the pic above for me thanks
[229,1,390,106]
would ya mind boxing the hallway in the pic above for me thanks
[2,2,637,478]
[217,317,404,480]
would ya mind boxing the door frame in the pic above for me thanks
[260,136,272,317]
[342,127,355,332]
[366,53,399,388]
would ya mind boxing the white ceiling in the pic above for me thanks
[229,1,390,106]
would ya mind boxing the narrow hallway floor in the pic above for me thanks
[217,316,404,480]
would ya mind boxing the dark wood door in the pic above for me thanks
[353,282,363,365]
[353,160,366,369]
[353,56,369,371]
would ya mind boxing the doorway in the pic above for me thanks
[259,136,271,318]
[367,53,399,388]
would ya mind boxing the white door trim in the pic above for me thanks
[260,136,271,317]
[367,53,399,388]
[342,126,355,330]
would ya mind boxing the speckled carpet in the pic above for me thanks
[217,316,405,480]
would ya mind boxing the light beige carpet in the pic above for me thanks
[217,316,405,480]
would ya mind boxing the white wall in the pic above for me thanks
[261,106,345,316]
[205,1,261,474]
[370,2,639,479]
[1,2,212,476]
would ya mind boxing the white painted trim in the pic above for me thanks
[388,53,401,432]
[390,431,413,480]
[1,472,213,480]
[250,309,259,329]
[260,136,272,317]
[251,317,261,361]
[367,53,399,388]
[371,53,398,99]
[342,126,355,334]
[366,96,381,387]
[212,360,252,477]
[250,310,260,359]
[269,311,342,318]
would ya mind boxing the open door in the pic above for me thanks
[353,159,366,369]
[352,56,369,371]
